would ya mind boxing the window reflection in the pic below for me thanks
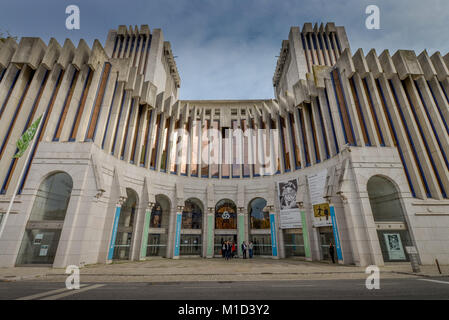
[249,197,270,229]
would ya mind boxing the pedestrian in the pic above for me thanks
[241,241,247,259]
[248,241,253,259]
[221,240,226,259]
[329,242,335,264]
[225,241,231,260]
[231,241,236,258]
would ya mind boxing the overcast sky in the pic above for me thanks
[1,0,448,100]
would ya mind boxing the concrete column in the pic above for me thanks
[139,204,154,259]
[237,207,245,257]
[102,82,125,153]
[206,207,214,258]
[166,206,177,259]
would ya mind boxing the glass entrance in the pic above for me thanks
[147,233,167,257]
[249,234,272,256]
[180,234,202,255]
[284,230,305,257]
[113,188,137,260]
[214,234,237,256]
[16,172,73,266]
[318,227,335,261]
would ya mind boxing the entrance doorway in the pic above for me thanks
[214,234,237,256]
[112,188,138,260]
[318,226,335,261]
[16,172,73,266]
[367,175,412,262]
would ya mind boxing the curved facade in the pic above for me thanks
[1,23,449,267]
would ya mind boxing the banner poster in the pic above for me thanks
[384,233,406,260]
[277,179,302,229]
[307,170,332,227]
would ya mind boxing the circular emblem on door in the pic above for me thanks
[222,211,230,219]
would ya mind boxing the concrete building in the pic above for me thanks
[0,23,448,268]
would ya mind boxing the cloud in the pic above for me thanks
[1,0,448,100]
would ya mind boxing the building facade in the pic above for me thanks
[0,23,448,268]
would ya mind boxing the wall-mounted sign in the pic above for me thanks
[34,233,44,245]
[307,170,332,227]
[39,245,49,256]
[277,179,302,229]
[384,233,406,260]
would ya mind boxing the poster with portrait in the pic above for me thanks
[307,170,332,227]
[277,179,302,229]
[383,233,406,260]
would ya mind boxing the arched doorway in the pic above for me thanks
[16,172,73,265]
[180,198,203,256]
[214,199,237,256]
[248,197,272,256]
[367,175,412,262]
[112,188,138,260]
[145,194,170,257]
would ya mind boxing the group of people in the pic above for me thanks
[221,240,254,260]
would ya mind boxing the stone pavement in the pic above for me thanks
[1,258,448,283]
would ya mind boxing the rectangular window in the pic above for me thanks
[211,120,219,178]
[86,62,111,141]
[232,119,241,177]
[69,68,93,141]
[201,120,210,177]
[53,69,79,141]
[331,69,355,145]
[150,114,161,169]
[159,117,171,172]
[242,119,250,177]
[279,116,291,171]
[169,120,181,174]
[288,113,301,169]
[349,76,371,146]
[190,119,199,176]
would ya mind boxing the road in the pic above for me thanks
[1,277,449,300]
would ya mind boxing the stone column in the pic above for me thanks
[107,196,126,262]
[237,207,245,257]
[139,202,155,260]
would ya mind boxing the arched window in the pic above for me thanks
[113,188,138,260]
[215,199,237,229]
[248,197,269,229]
[146,194,170,257]
[367,175,412,262]
[16,172,73,265]
[150,195,170,228]
[182,198,203,229]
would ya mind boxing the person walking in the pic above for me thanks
[231,241,236,259]
[221,240,226,259]
[248,241,254,259]
[241,241,247,259]
[329,242,335,264]
[225,241,231,260]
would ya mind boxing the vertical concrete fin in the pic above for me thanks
[91,154,106,198]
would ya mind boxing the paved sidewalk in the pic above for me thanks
[1,258,448,282]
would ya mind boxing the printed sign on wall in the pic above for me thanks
[277,179,302,229]
[384,233,406,260]
[307,170,332,227]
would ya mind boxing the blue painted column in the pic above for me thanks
[173,211,182,259]
[269,211,278,258]
[330,205,343,261]
[107,205,122,261]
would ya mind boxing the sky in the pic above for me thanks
[1,0,449,100]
